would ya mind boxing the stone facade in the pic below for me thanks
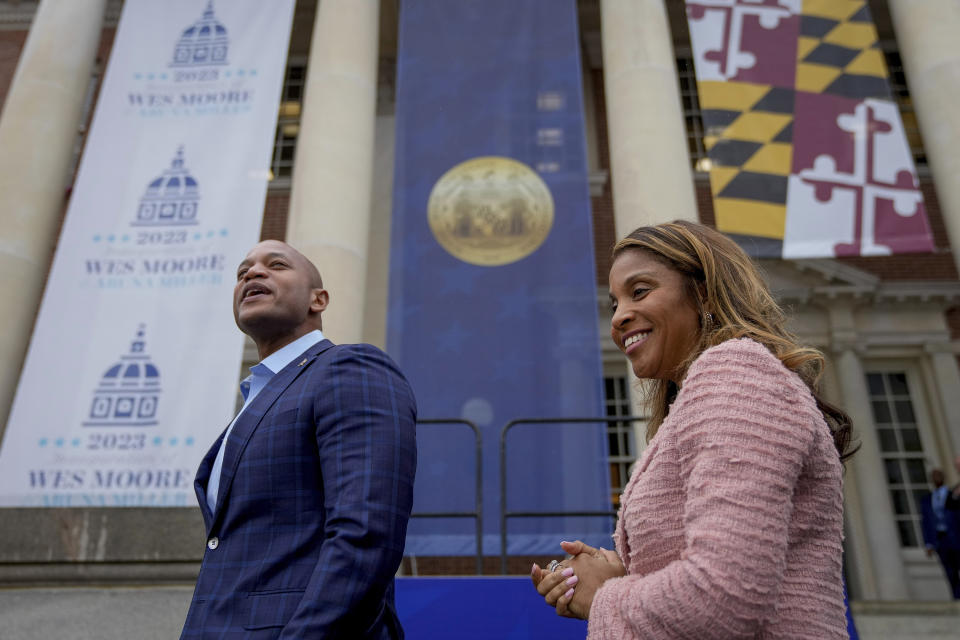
[0,0,958,636]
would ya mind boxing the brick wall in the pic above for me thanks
[590,69,615,287]
[260,192,290,241]
[695,179,716,227]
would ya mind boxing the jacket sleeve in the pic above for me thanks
[588,341,820,639]
[278,344,417,638]
[920,496,937,548]
[945,486,960,511]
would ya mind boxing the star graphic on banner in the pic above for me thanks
[439,267,480,295]
[153,436,163,446]
[548,251,596,289]
[71,438,81,448]
[396,232,438,266]
[386,299,424,330]
[491,349,534,384]
[537,281,596,319]
[436,323,471,355]
[185,437,195,446]
[496,287,533,321]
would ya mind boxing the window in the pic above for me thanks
[604,375,636,508]
[268,62,307,186]
[880,45,927,168]
[866,371,928,548]
[675,52,710,174]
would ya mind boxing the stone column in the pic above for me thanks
[888,1,960,275]
[287,0,379,344]
[926,346,960,456]
[600,0,698,239]
[820,360,876,599]
[833,347,910,599]
[0,0,107,431]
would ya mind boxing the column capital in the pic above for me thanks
[830,338,866,356]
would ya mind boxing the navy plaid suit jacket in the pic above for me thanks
[180,339,417,639]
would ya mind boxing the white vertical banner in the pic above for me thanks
[0,0,295,507]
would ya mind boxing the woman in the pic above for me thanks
[532,221,856,638]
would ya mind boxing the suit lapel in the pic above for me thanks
[209,339,333,528]
[194,431,221,530]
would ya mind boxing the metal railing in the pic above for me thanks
[408,418,483,575]
[498,416,646,574]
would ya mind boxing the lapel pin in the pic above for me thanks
[297,358,308,367]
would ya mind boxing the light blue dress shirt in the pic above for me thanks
[205,330,325,513]
[932,485,950,532]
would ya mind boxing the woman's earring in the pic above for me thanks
[703,312,713,326]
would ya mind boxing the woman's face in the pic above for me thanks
[608,249,701,383]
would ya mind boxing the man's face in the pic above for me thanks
[932,470,944,487]
[233,240,326,341]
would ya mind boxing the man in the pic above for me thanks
[180,240,418,638]
[920,468,960,600]
[953,454,960,502]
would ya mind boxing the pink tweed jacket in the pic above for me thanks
[588,338,847,639]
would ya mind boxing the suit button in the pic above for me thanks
[207,537,219,550]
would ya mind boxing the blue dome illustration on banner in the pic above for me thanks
[84,325,161,428]
[171,0,229,67]
[133,146,200,227]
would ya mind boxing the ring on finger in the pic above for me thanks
[547,559,561,572]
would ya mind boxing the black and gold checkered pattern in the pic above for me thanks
[796,0,888,99]
[699,81,794,240]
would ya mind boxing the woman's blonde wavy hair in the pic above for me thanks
[613,220,856,462]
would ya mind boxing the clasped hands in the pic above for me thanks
[531,539,626,619]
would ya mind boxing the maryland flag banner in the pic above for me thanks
[685,0,934,258]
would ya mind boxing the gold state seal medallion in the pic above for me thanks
[427,156,554,266]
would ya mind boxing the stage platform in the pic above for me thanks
[396,576,588,638]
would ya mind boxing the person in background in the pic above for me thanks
[921,468,960,599]
[532,221,857,639]
[180,240,417,639]
[951,454,960,502]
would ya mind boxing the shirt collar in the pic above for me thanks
[258,329,326,375]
